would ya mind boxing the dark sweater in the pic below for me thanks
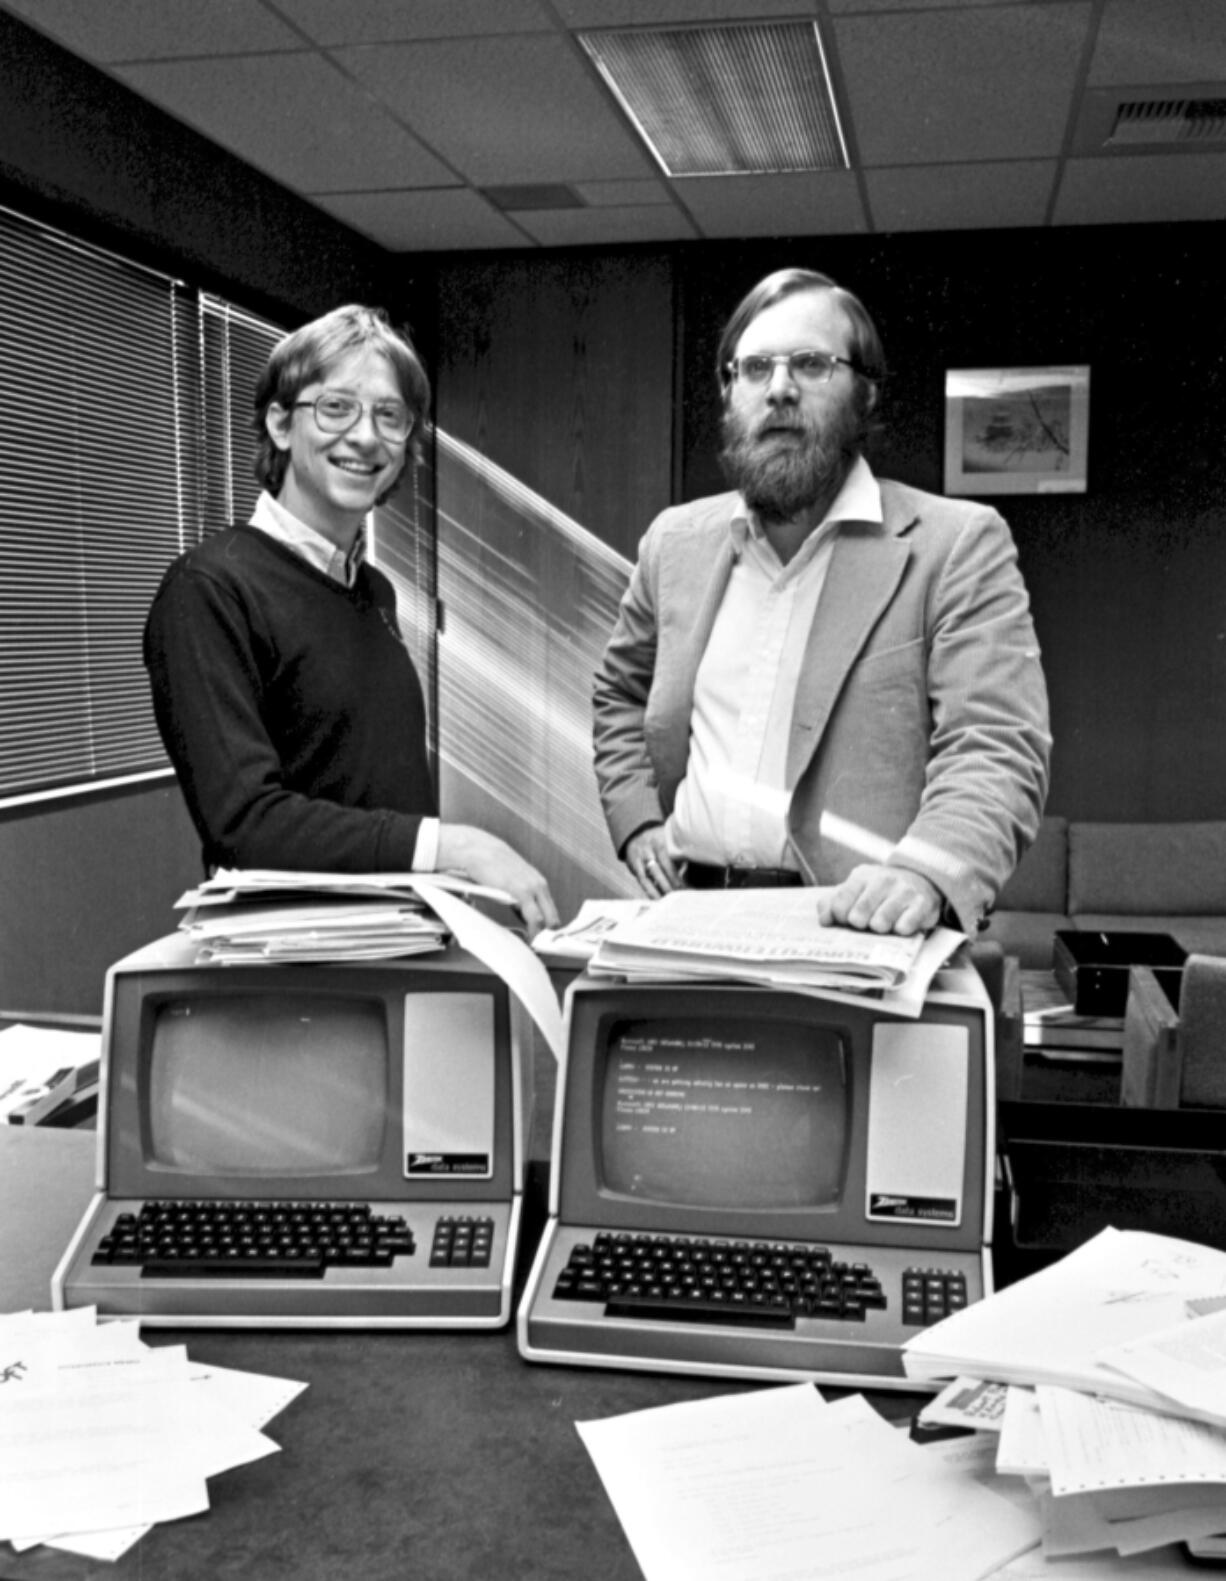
[144,526,436,873]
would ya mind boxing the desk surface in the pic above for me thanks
[0,1127,922,1581]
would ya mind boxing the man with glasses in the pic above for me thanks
[593,268,1049,938]
[145,303,558,937]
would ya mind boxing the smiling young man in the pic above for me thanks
[144,304,557,936]
[593,268,1051,938]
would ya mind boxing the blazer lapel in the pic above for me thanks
[786,522,911,785]
[652,528,738,789]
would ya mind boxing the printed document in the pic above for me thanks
[0,1307,305,1561]
[1099,1303,1226,1423]
[577,1383,1038,1581]
[587,887,964,1014]
[903,1226,1226,1412]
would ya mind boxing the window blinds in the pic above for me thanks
[0,208,283,804]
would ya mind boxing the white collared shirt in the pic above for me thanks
[248,490,438,870]
[249,489,366,586]
[666,456,884,869]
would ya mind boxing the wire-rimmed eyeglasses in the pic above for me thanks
[725,350,858,388]
[293,392,415,443]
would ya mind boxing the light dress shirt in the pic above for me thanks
[249,491,438,870]
[665,456,883,870]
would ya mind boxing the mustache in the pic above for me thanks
[753,411,810,438]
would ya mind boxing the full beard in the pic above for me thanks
[719,403,860,525]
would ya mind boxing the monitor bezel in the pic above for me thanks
[556,979,988,1252]
[103,954,520,1203]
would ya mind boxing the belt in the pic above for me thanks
[685,863,804,890]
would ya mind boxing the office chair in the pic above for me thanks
[1121,954,1226,1109]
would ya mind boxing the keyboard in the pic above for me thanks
[548,1231,968,1331]
[89,1200,495,1278]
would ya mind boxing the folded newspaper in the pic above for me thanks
[588,887,961,1000]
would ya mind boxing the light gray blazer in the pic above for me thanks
[592,477,1052,934]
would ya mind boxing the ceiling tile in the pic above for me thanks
[828,0,1031,10]
[836,3,1092,165]
[311,188,528,251]
[0,0,302,59]
[272,0,551,47]
[515,205,699,246]
[574,179,675,207]
[1089,0,1226,85]
[555,0,816,23]
[333,35,656,185]
[4,0,1221,245]
[113,54,455,192]
[676,171,867,237]
[866,161,1058,231]
[1054,152,1226,225]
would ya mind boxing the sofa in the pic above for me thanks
[980,817,1226,970]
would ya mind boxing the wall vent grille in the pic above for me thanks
[1075,84,1226,154]
[1108,97,1226,146]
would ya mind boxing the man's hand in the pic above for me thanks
[623,825,682,897]
[816,864,942,936]
[436,825,559,939]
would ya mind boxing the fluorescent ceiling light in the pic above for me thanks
[578,21,848,178]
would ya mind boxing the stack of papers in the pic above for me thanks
[905,1227,1226,1559]
[176,867,509,963]
[174,867,567,1064]
[0,1023,101,1125]
[0,1306,305,1561]
[585,888,964,1017]
[180,901,449,964]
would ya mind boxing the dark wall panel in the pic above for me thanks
[0,8,403,325]
[0,785,200,1015]
[433,251,675,560]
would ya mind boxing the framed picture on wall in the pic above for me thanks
[944,365,1090,495]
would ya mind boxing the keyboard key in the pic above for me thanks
[901,1267,968,1325]
[141,1254,324,1278]
[606,1293,795,1329]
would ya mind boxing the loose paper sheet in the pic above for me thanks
[0,1308,305,1561]
[410,876,564,1061]
[577,1384,1038,1581]
[1099,1304,1226,1423]
[1036,1385,1226,1499]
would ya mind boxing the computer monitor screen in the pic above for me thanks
[103,946,525,1204]
[147,994,386,1175]
[600,1015,846,1210]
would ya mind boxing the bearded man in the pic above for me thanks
[592,268,1051,938]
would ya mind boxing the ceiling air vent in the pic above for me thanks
[1108,96,1226,146]
[483,184,584,212]
[1074,84,1226,154]
[577,21,848,177]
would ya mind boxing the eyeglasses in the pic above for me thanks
[725,350,858,388]
[293,392,415,442]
